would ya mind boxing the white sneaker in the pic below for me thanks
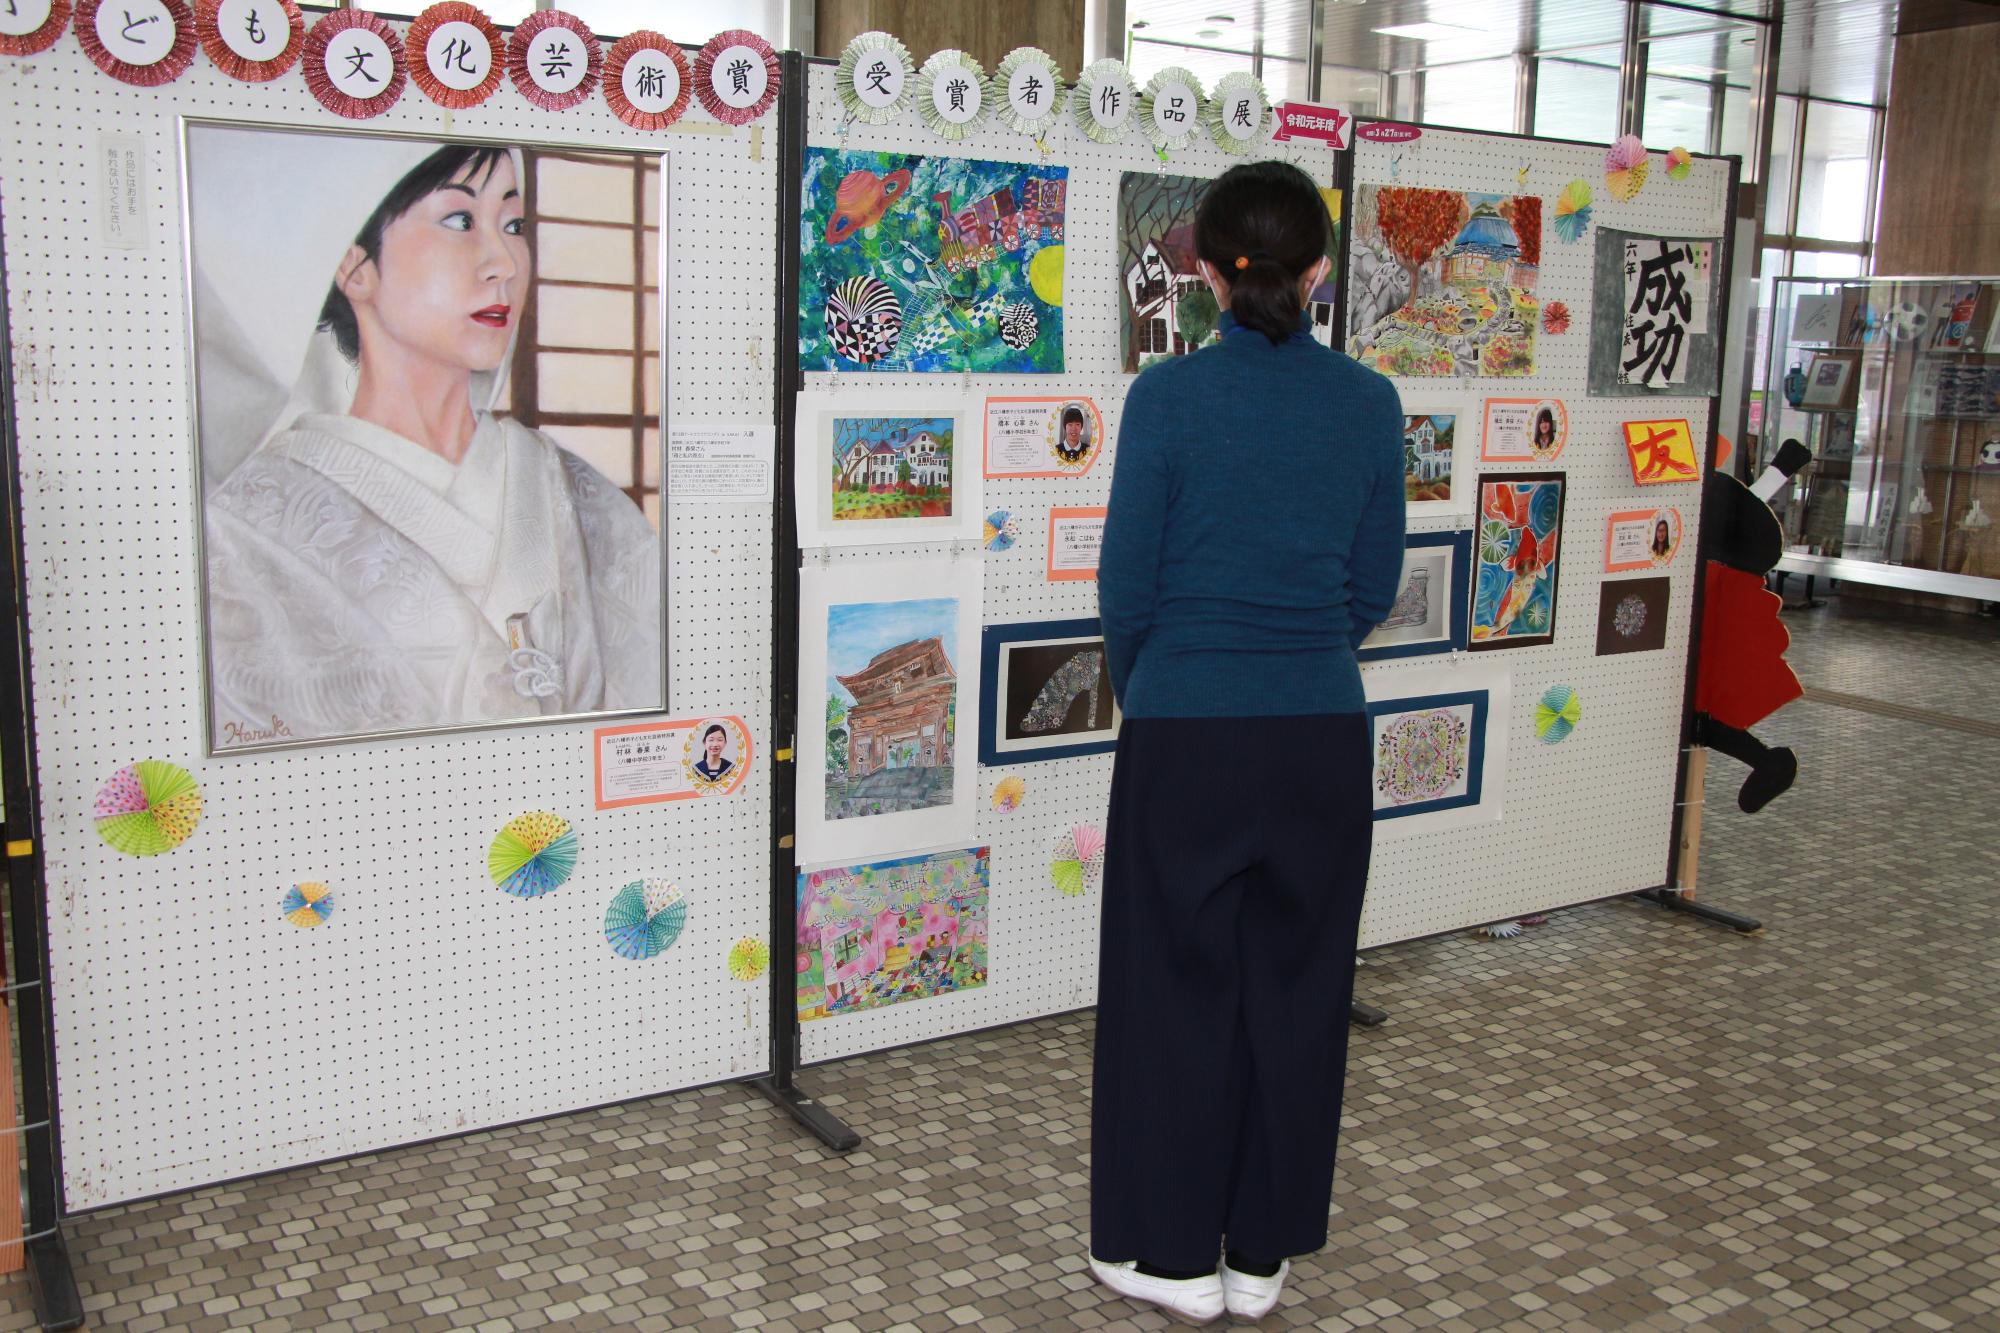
[1220,1258,1289,1321]
[1089,1256,1226,1324]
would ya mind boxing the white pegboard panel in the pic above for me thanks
[2,37,778,1208]
[798,62,1339,1065]
[1348,124,1729,947]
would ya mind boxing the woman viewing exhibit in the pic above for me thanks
[190,128,662,750]
[1091,160,1407,1323]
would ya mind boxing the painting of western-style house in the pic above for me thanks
[824,597,961,821]
[795,847,990,1021]
[1402,412,1457,503]
[830,415,955,522]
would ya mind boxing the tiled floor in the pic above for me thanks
[3,601,1997,1332]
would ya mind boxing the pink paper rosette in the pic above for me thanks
[194,0,303,82]
[301,7,406,119]
[407,1,502,109]
[0,0,72,58]
[603,29,690,130]
[75,0,197,86]
[694,27,777,125]
[507,8,600,112]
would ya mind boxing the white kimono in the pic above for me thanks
[204,412,661,748]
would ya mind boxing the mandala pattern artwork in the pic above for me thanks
[1615,593,1649,637]
[1375,708,1470,806]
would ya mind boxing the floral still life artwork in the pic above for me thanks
[1347,184,1541,378]
[800,148,1066,373]
[795,846,990,1020]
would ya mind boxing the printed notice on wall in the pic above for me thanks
[667,422,775,502]
[1047,506,1108,580]
[983,396,1103,478]
[98,134,146,250]
[594,715,754,809]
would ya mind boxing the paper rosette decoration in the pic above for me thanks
[1051,824,1105,897]
[603,30,689,130]
[303,8,405,119]
[408,1,501,108]
[835,29,911,125]
[991,776,1026,813]
[75,0,196,86]
[1605,135,1650,201]
[1666,146,1693,181]
[991,45,1063,138]
[1071,58,1135,144]
[507,9,599,111]
[282,882,335,927]
[983,510,1018,551]
[195,0,301,81]
[914,47,986,140]
[1541,300,1571,335]
[1139,66,1206,152]
[94,760,202,857]
[0,0,72,58]
[604,878,688,960]
[1202,71,1272,155]
[1552,178,1593,243]
[488,811,579,898]
[695,28,777,125]
[727,936,769,981]
[1535,685,1581,744]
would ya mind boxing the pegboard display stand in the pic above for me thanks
[787,101,1742,1073]
[0,26,785,1232]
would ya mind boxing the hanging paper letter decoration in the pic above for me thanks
[993,45,1062,138]
[409,1,500,108]
[196,0,300,81]
[1203,71,1271,153]
[836,29,911,125]
[77,0,195,85]
[696,28,778,124]
[0,0,71,59]
[604,29,689,130]
[1071,58,1134,143]
[916,47,985,139]
[302,7,404,118]
[1140,66,1204,152]
[507,8,598,111]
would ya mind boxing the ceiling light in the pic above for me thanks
[1372,21,1490,41]
[1197,28,1221,38]
[1204,13,1236,22]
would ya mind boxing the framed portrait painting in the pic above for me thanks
[1357,530,1472,662]
[182,121,668,753]
[979,618,1121,765]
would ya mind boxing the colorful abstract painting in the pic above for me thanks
[800,148,1066,373]
[796,846,990,1020]
[1347,185,1540,378]
[824,597,961,821]
[1471,473,1566,651]
[1117,172,1344,371]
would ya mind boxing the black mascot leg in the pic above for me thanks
[1693,714,1798,814]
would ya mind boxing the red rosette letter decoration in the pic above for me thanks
[75,0,196,85]
[302,7,406,120]
[408,1,501,109]
[695,28,776,125]
[195,0,302,83]
[0,0,74,59]
[603,30,690,131]
[508,9,599,112]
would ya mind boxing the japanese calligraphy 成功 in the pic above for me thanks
[1620,237,1709,389]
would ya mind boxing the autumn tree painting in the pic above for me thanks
[1374,186,1471,296]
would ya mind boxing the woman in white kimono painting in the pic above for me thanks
[199,137,661,749]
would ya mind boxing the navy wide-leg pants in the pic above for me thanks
[1091,713,1373,1271]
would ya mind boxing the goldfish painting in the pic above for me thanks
[1471,474,1565,649]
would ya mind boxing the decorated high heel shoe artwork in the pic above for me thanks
[1019,648,1104,733]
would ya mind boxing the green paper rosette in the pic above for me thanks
[835,29,912,125]
[1203,71,1272,153]
[991,45,1063,137]
[914,47,986,139]
[1071,57,1135,143]
[1138,66,1206,152]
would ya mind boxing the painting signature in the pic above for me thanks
[222,715,293,746]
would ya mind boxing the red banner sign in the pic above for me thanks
[1357,121,1424,144]
[1272,101,1352,148]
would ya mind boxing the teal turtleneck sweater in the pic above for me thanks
[1098,311,1407,718]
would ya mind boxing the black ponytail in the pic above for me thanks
[1193,160,1330,345]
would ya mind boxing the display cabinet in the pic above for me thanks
[1757,275,2000,601]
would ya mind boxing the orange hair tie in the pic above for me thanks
[1233,256,1250,271]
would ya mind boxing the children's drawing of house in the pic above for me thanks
[1125,227,1207,358]
[838,636,956,778]
[837,423,953,494]
[905,430,949,487]
[1404,416,1453,483]
[837,440,873,489]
